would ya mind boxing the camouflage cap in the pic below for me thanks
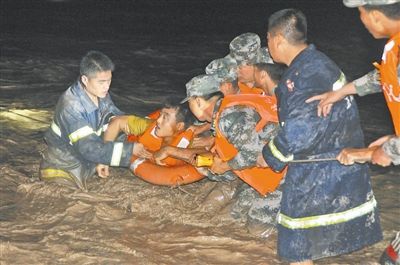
[205,57,237,83]
[229,33,261,65]
[256,47,274,64]
[343,0,400,7]
[180,74,220,103]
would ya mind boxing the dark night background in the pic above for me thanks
[1,0,393,171]
[0,1,398,264]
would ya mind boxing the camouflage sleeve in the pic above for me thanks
[218,106,263,170]
[382,136,400,165]
[353,69,382,96]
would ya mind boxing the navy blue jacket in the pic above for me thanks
[44,81,134,168]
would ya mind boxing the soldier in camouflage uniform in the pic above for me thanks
[181,74,282,236]
[205,57,240,96]
[228,33,274,93]
[307,0,400,167]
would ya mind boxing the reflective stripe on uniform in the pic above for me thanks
[332,72,347,91]
[278,197,377,230]
[110,142,124,166]
[51,122,62,137]
[130,158,145,173]
[40,168,74,181]
[268,138,294,162]
[69,126,94,143]
[177,137,190,148]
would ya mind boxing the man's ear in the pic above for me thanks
[81,75,89,87]
[371,10,386,32]
[260,70,268,79]
[195,97,202,108]
[176,121,185,132]
[276,34,286,50]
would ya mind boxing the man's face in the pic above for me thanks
[188,97,209,122]
[82,70,112,99]
[155,107,180,138]
[237,63,255,83]
[254,68,276,96]
[358,7,385,39]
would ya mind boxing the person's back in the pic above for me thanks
[260,9,382,264]
[276,47,363,158]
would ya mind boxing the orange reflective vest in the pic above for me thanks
[131,121,194,166]
[238,82,265,95]
[214,94,286,196]
[375,32,400,136]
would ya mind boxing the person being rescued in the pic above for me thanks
[103,99,210,186]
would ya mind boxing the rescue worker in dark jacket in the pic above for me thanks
[40,51,151,190]
[259,9,382,264]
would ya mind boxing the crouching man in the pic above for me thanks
[40,51,151,191]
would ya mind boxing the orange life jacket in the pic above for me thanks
[126,110,161,143]
[213,94,286,196]
[131,121,194,166]
[238,82,265,95]
[146,109,161,120]
[375,32,400,136]
[129,121,204,186]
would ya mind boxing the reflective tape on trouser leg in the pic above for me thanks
[278,197,377,229]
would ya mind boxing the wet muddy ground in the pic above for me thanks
[1,0,399,264]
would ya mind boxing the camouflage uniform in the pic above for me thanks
[214,98,281,231]
[229,33,273,65]
[184,74,282,230]
[345,0,400,165]
[353,69,400,165]
[205,57,237,83]
[343,0,400,7]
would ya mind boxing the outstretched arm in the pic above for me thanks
[153,146,210,165]
[306,82,357,117]
[306,69,382,117]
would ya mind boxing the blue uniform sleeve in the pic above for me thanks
[58,104,134,167]
[263,66,343,171]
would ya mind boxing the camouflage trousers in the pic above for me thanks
[207,170,282,237]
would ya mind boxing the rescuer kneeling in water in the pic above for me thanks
[40,51,151,191]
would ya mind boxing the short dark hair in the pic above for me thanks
[268,9,307,45]
[80,50,115,78]
[364,3,400,20]
[163,98,196,129]
[254,63,287,83]
[199,91,224,101]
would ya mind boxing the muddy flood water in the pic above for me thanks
[1,0,399,264]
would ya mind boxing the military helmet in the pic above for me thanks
[229,33,261,65]
[180,74,220,103]
[343,0,400,7]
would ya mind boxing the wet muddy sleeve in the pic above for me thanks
[263,72,337,171]
[382,136,400,165]
[60,107,134,167]
[353,69,382,96]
